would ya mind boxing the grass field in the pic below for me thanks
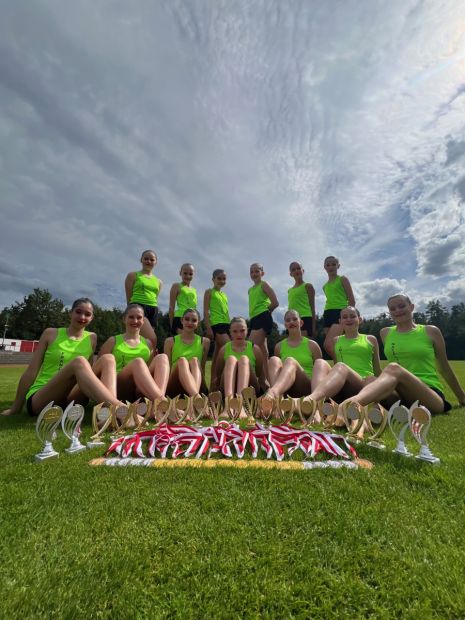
[1,363,465,618]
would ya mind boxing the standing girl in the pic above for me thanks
[288,261,316,337]
[203,269,230,388]
[322,256,355,354]
[98,304,169,403]
[266,309,330,400]
[124,250,162,349]
[1,298,122,416]
[164,308,210,397]
[340,294,465,414]
[169,263,197,335]
[248,263,279,376]
[213,317,267,397]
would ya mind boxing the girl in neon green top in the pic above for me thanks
[340,294,465,414]
[266,310,329,400]
[164,308,210,398]
[203,269,231,390]
[169,263,198,336]
[124,249,162,350]
[213,317,267,402]
[288,261,316,337]
[98,304,169,403]
[248,263,279,380]
[308,306,381,424]
[1,298,122,417]
[322,256,356,356]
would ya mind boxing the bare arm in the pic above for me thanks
[201,337,210,378]
[309,339,323,361]
[306,283,316,336]
[124,272,136,305]
[163,337,174,366]
[1,328,55,415]
[97,336,116,359]
[262,281,279,313]
[326,336,338,362]
[341,276,355,307]
[367,335,382,376]
[203,289,213,339]
[168,284,179,326]
[212,345,226,391]
[427,326,465,405]
[274,341,282,357]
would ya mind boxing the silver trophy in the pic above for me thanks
[35,402,63,462]
[61,401,86,454]
[408,401,440,465]
[387,400,412,456]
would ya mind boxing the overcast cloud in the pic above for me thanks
[1,0,464,324]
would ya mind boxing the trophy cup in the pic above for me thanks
[61,401,86,454]
[258,395,274,424]
[35,402,63,462]
[87,403,116,447]
[296,397,316,427]
[192,394,209,424]
[365,403,388,449]
[153,398,171,426]
[320,399,338,429]
[276,396,294,425]
[408,401,440,464]
[387,400,412,456]
[134,399,154,430]
[224,395,242,423]
[341,401,365,442]
[173,396,192,424]
[208,391,223,424]
[241,386,258,426]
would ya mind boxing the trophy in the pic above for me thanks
[173,396,192,424]
[35,402,63,462]
[341,401,365,442]
[241,386,258,426]
[296,397,316,427]
[258,395,274,424]
[320,399,338,429]
[408,401,440,464]
[276,396,294,424]
[208,391,223,424]
[134,399,154,430]
[153,398,172,426]
[87,402,117,447]
[387,400,412,456]
[365,403,388,449]
[61,401,86,454]
[192,394,209,424]
[224,395,242,423]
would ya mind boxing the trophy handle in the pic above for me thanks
[408,402,440,464]
[241,386,257,426]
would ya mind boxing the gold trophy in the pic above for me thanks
[154,398,172,426]
[296,397,316,427]
[192,394,209,424]
[224,395,242,423]
[341,401,366,442]
[208,391,223,424]
[277,396,294,424]
[134,398,154,431]
[241,386,258,426]
[87,402,116,447]
[320,399,338,429]
[258,395,274,424]
[365,403,388,448]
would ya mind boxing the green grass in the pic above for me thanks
[1,363,465,618]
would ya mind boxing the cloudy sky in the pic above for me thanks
[1,0,465,326]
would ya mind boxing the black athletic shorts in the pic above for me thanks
[249,310,273,335]
[139,304,158,327]
[429,387,452,413]
[300,316,313,335]
[171,317,183,335]
[211,323,230,336]
[26,395,37,416]
[323,309,342,328]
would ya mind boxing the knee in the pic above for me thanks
[283,357,298,370]
[238,355,250,368]
[384,363,403,378]
[131,357,147,369]
[225,356,237,368]
[155,353,169,365]
[70,356,90,371]
[99,353,115,367]
[332,362,348,376]
[268,356,282,371]
[177,357,189,369]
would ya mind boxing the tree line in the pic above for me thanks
[1,288,464,359]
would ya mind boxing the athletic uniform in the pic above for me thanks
[335,334,374,378]
[208,288,230,336]
[384,324,451,412]
[26,327,93,415]
[288,283,313,334]
[112,334,151,373]
[279,337,314,377]
[322,276,349,327]
[223,341,256,372]
[171,334,203,367]
[129,272,161,327]
[172,285,198,334]
[248,282,273,334]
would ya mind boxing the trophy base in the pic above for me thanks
[65,444,87,454]
[366,440,386,450]
[35,449,59,462]
[87,440,105,448]
[416,447,440,465]
[392,440,412,457]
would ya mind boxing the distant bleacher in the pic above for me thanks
[0,352,33,365]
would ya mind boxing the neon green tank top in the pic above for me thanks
[288,283,312,318]
[171,334,203,366]
[209,289,230,325]
[26,328,93,399]
[224,341,256,372]
[384,325,443,392]
[335,334,374,378]
[112,334,151,373]
[280,337,314,377]
[130,272,160,306]
[248,282,271,319]
[174,284,198,318]
[323,276,348,310]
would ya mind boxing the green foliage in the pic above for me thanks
[1,364,465,617]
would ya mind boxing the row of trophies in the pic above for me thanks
[34,387,440,464]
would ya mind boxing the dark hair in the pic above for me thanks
[284,309,301,320]
[182,307,200,320]
[289,261,302,271]
[324,255,339,264]
[340,305,361,318]
[141,249,157,260]
[387,293,412,305]
[123,303,145,317]
[71,298,94,311]
[230,316,247,327]
[212,269,226,279]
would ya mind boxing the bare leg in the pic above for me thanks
[268,356,283,387]
[236,356,252,394]
[324,324,343,356]
[118,357,168,401]
[310,358,332,392]
[68,353,118,404]
[250,328,269,380]
[149,354,170,397]
[223,356,238,396]
[211,333,230,389]
[310,362,361,401]
[343,363,445,414]
[30,356,122,415]
[267,358,311,398]
[166,357,202,397]
[188,358,202,393]
[140,318,157,350]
